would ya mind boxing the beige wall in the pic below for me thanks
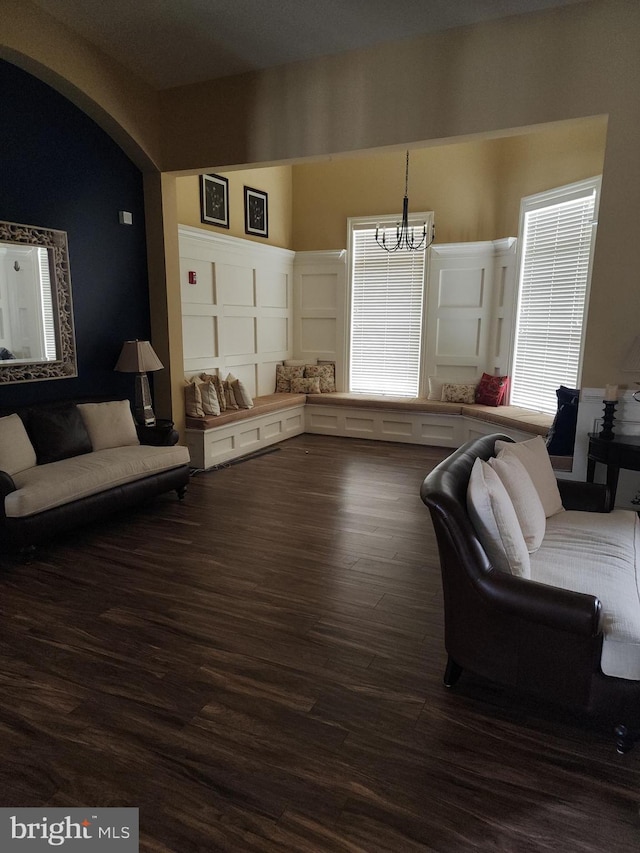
[494,117,608,238]
[176,166,293,249]
[3,0,640,395]
[291,119,607,251]
[0,0,160,171]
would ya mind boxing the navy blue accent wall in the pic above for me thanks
[0,59,150,407]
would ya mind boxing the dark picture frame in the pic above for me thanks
[200,173,229,228]
[244,186,268,238]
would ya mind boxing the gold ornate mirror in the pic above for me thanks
[0,220,77,384]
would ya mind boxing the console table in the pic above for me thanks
[586,433,640,507]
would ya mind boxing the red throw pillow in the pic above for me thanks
[475,373,509,407]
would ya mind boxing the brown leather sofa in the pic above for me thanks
[420,433,640,752]
[0,399,189,553]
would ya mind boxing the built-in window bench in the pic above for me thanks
[185,393,307,469]
[185,391,563,471]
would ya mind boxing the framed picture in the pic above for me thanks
[200,173,229,228]
[244,186,268,238]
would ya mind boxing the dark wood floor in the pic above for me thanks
[0,434,639,852]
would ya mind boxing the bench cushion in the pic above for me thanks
[305,393,463,415]
[6,444,190,517]
[186,393,306,430]
[531,510,640,680]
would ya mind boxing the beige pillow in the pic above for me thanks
[304,363,336,393]
[183,377,204,418]
[200,381,220,416]
[495,435,564,518]
[77,401,140,451]
[199,373,226,411]
[441,382,477,404]
[226,373,253,409]
[284,359,315,367]
[488,454,546,552]
[291,376,321,393]
[0,413,37,475]
[275,364,304,392]
[427,376,444,401]
[466,457,531,578]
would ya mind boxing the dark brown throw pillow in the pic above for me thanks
[24,403,93,464]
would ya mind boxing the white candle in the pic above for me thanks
[604,384,618,401]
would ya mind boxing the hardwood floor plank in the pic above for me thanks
[0,435,637,851]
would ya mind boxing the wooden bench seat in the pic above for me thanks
[185,390,559,470]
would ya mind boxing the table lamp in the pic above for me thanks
[114,340,163,426]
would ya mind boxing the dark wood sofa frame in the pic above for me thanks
[420,433,640,753]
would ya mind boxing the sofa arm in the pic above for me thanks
[557,479,611,513]
[0,470,17,519]
[479,570,602,638]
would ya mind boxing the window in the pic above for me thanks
[348,215,431,396]
[510,177,600,414]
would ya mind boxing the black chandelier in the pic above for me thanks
[375,150,435,252]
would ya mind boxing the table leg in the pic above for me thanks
[587,457,596,483]
[607,464,621,507]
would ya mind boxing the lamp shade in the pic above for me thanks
[114,340,163,373]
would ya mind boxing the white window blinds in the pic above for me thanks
[511,179,600,414]
[349,222,427,396]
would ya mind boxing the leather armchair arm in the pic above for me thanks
[557,479,611,513]
[0,470,16,519]
[477,568,602,638]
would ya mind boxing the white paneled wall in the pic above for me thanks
[423,239,517,389]
[293,251,347,390]
[180,226,294,396]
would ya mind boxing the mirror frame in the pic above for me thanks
[0,220,77,384]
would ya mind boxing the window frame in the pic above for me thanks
[346,212,433,397]
[509,176,601,414]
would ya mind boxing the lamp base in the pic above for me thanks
[134,372,156,427]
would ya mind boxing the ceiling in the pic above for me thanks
[31,0,591,90]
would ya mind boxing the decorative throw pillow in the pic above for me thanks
[199,373,226,412]
[183,378,205,418]
[427,376,445,401]
[466,458,531,578]
[304,363,336,393]
[488,454,546,552]
[223,379,239,410]
[25,403,92,464]
[0,413,37,475]
[495,435,564,518]
[546,385,579,456]
[226,373,254,409]
[441,383,477,404]
[77,401,140,451]
[284,359,315,367]
[475,373,509,407]
[291,377,321,393]
[199,381,221,416]
[275,364,304,392]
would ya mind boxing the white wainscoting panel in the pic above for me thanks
[180,226,294,397]
[293,251,347,389]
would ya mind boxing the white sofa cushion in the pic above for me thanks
[467,457,531,578]
[77,400,140,451]
[495,435,563,518]
[531,509,640,680]
[488,454,546,552]
[5,444,190,518]
[0,414,37,475]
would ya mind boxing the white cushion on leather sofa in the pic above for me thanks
[466,457,531,578]
[6,444,189,517]
[531,509,640,680]
[0,414,36,475]
[488,453,546,552]
[77,400,140,451]
[495,435,564,518]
